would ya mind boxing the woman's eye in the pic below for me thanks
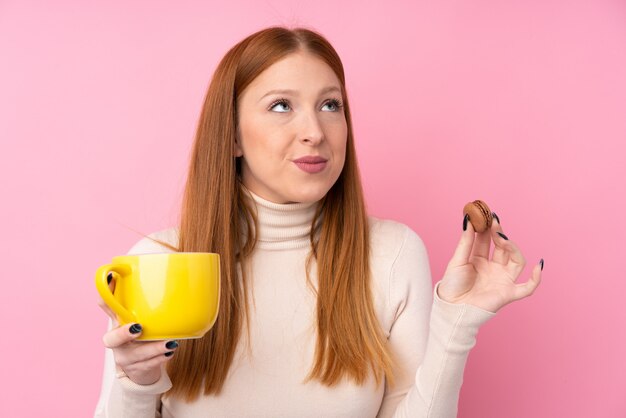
[322,99,343,112]
[269,98,343,113]
[269,99,290,113]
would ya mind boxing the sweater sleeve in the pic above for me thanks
[93,229,178,418]
[376,226,496,418]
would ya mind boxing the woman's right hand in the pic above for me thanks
[98,273,178,385]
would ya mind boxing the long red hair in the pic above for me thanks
[150,26,395,401]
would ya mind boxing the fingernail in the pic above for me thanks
[164,351,174,357]
[492,212,500,224]
[129,323,142,334]
[107,272,113,284]
[497,232,509,240]
[463,213,469,231]
[540,258,544,271]
[166,340,179,350]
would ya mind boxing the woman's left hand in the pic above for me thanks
[437,213,543,313]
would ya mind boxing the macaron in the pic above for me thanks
[463,200,493,233]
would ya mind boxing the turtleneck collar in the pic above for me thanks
[243,189,321,251]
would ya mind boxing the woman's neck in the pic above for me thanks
[243,189,321,250]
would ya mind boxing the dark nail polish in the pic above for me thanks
[107,272,113,284]
[463,213,469,231]
[540,258,544,271]
[164,351,174,357]
[497,232,509,240]
[166,341,179,350]
[129,323,142,334]
[492,212,500,224]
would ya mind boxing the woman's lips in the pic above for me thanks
[293,156,328,173]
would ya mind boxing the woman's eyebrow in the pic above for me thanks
[258,86,341,102]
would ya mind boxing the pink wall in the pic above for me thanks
[1,1,624,416]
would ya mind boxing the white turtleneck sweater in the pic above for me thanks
[94,191,496,418]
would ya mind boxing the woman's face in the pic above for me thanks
[236,51,348,204]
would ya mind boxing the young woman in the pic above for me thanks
[95,26,542,418]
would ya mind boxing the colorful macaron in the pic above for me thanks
[463,200,493,233]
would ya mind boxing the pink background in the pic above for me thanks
[1,1,625,416]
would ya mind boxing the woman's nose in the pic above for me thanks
[298,111,324,145]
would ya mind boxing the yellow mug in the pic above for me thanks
[95,252,220,340]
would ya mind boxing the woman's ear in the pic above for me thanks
[234,137,243,157]
[234,129,244,157]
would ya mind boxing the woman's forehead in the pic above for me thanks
[244,53,342,99]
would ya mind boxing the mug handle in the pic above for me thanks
[95,263,136,325]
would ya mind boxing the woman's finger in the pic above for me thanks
[490,216,509,265]
[97,298,118,322]
[102,323,143,349]
[97,273,118,322]
[492,245,509,265]
[117,340,179,366]
[448,214,477,267]
[496,233,526,279]
[512,260,543,300]
[122,350,176,376]
[471,228,492,260]
[489,226,526,279]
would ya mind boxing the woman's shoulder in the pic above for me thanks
[367,216,427,260]
[126,227,180,255]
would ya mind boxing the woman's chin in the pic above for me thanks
[241,179,335,204]
[287,185,331,204]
